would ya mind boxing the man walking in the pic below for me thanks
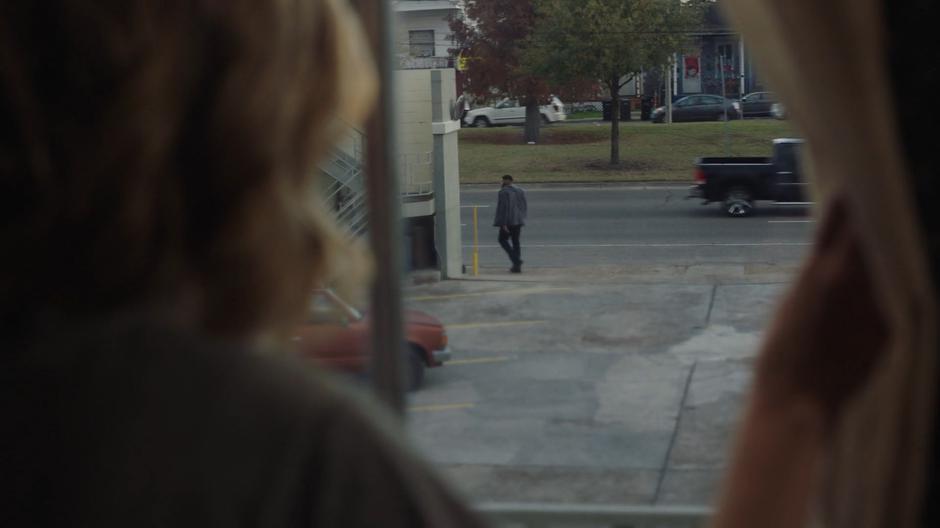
[493,174,527,273]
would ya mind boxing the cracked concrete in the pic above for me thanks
[405,266,795,507]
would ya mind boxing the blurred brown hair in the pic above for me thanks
[0,0,375,337]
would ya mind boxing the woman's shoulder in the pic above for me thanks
[9,321,486,527]
[157,327,487,526]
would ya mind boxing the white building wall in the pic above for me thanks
[394,68,463,275]
[397,11,455,57]
[429,69,462,277]
[395,70,434,197]
[394,1,459,67]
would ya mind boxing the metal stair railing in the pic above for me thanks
[320,123,368,236]
[319,126,438,237]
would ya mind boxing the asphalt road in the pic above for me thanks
[460,184,815,270]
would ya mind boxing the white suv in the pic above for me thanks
[463,96,566,127]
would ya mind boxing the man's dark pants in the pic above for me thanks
[498,225,523,269]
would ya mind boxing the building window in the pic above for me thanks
[409,30,435,57]
[717,43,735,69]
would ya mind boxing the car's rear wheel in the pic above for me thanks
[723,186,754,217]
[407,346,426,391]
[473,117,490,128]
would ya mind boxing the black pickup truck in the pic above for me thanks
[688,138,807,216]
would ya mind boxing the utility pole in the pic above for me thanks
[665,61,673,124]
[739,36,746,98]
[720,55,730,156]
[674,54,680,98]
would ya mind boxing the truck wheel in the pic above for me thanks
[473,117,490,128]
[723,187,754,217]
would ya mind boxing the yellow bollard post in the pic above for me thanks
[472,206,479,276]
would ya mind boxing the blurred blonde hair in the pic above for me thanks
[0,0,375,336]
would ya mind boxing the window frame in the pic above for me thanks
[408,29,435,58]
[350,0,407,414]
[717,43,736,70]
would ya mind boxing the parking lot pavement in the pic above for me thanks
[404,265,793,506]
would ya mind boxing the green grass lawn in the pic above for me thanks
[567,110,602,120]
[459,119,795,184]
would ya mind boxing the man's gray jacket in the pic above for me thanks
[493,185,527,227]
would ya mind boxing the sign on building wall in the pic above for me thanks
[683,55,701,93]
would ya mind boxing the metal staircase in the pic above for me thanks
[320,126,368,236]
[320,124,436,237]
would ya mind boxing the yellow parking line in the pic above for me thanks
[448,356,513,366]
[409,403,476,413]
[408,286,570,302]
[446,320,546,330]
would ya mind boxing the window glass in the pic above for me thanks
[775,142,802,172]
[408,29,435,57]
[384,0,810,515]
[717,43,735,68]
[308,293,347,324]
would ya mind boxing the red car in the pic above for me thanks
[293,289,450,390]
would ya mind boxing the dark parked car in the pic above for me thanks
[651,95,742,123]
[293,289,451,390]
[739,91,778,118]
[688,138,807,216]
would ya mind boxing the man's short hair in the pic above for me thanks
[502,175,514,182]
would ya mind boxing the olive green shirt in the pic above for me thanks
[2,320,486,527]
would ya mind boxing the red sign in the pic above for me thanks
[684,56,700,79]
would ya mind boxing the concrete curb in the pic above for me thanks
[407,269,442,285]
[437,263,801,286]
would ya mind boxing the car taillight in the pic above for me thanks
[441,333,448,347]
[694,168,706,183]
